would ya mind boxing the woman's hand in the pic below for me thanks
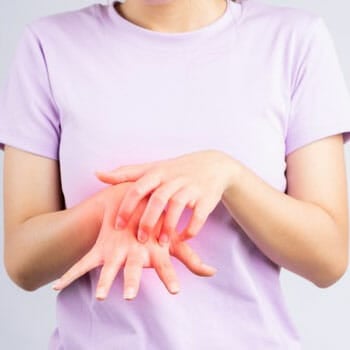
[94,149,236,245]
[52,183,217,301]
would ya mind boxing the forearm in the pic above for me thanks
[221,159,346,288]
[5,183,129,291]
[5,196,102,291]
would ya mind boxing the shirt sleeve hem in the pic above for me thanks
[285,125,350,157]
[0,131,58,160]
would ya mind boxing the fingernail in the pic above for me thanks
[138,230,148,242]
[124,287,136,299]
[95,170,111,178]
[202,264,217,273]
[96,287,106,300]
[116,216,126,229]
[169,282,180,294]
[159,233,169,245]
[52,279,61,290]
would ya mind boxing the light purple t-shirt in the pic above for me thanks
[1,0,350,348]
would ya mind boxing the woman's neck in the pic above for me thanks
[114,0,229,33]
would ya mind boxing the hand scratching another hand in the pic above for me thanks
[52,182,217,301]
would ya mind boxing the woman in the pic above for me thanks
[1,0,350,348]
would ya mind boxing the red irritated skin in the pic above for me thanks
[94,150,235,246]
[52,181,217,301]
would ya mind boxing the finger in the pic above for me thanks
[153,255,180,295]
[123,252,144,300]
[114,173,162,231]
[52,203,116,292]
[97,186,125,232]
[178,198,214,241]
[92,210,121,299]
[138,177,186,244]
[95,255,125,301]
[95,161,162,184]
[159,186,198,245]
[95,165,146,184]
[52,250,99,291]
[100,199,120,232]
[170,239,217,277]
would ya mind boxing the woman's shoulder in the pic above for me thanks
[24,3,101,42]
[241,0,323,34]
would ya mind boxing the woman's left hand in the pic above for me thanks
[94,149,237,246]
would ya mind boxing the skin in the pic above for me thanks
[2,0,233,300]
[53,181,218,300]
[221,135,349,288]
[3,135,349,298]
[3,145,216,297]
[95,150,235,245]
[114,0,230,34]
[3,0,348,298]
[94,0,348,288]
[96,135,349,288]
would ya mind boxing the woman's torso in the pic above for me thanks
[33,0,316,348]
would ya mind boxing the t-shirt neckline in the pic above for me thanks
[103,0,245,52]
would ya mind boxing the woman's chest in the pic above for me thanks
[55,46,290,206]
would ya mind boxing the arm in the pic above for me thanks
[3,144,122,291]
[221,134,349,288]
[5,195,103,291]
[3,145,215,294]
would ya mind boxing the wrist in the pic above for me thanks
[222,155,244,202]
[71,193,104,238]
[93,181,135,223]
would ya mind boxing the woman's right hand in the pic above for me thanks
[52,182,217,301]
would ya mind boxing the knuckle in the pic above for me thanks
[151,193,166,207]
[187,185,199,197]
[131,186,143,198]
[117,207,131,221]
[194,210,206,223]
[139,221,153,233]
[150,169,162,181]
[170,196,184,207]
[121,212,132,223]
[126,256,141,267]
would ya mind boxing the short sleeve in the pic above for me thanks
[0,24,60,160]
[285,17,350,156]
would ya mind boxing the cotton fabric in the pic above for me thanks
[1,0,350,348]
